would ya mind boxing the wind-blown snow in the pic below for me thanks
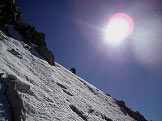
[0,31,136,121]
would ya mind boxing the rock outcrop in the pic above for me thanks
[0,73,30,121]
[0,0,21,33]
[14,23,55,65]
[0,0,55,66]
[35,46,55,65]
[116,100,147,121]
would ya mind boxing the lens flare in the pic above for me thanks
[104,13,134,46]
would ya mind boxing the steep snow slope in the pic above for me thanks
[0,31,136,121]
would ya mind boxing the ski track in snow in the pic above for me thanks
[0,31,136,121]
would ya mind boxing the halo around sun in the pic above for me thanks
[104,13,134,46]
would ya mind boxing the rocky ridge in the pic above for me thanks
[0,0,55,66]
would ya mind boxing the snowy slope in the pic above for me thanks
[0,31,136,121]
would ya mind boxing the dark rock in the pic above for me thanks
[35,32,46,47]
[2,74,30,93]
[116,100,147,121]
[101,114,112,121]
[8,74,17,80]
[105,93,111,97]
[62,89,73,96]
[7,48,23,59]
[24,44,31,50]
[0,73,4,77]
[7,0,15,4]
[0,0,19,34]
[0,31,7,41]
[0,74,30,121]
[56,82,67,89]
[35,46,55,65]
[69,105,88,121]
[23,29,33,44]
[15,11,22,23]
[14,23,28,31]
[88,109,95,114]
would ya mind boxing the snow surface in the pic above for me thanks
[0,31,136,121]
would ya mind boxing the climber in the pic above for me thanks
[70,67,76,74]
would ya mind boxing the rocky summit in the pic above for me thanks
[0,0,147,121]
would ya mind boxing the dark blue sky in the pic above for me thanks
[17,0,162,121]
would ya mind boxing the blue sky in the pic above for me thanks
[16,0,162,120]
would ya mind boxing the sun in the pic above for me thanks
[104,13,134,46]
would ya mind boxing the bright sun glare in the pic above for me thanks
[104,13,134,46]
